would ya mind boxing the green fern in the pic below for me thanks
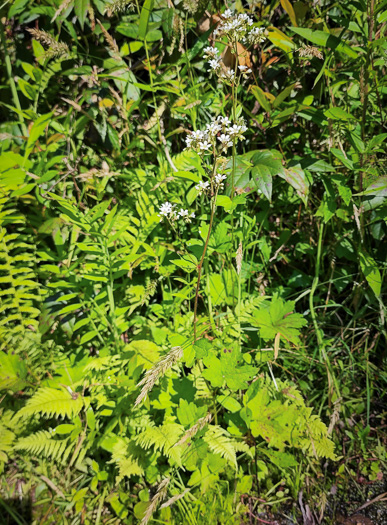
[15,429,74,463]
[0,197,41,347]
[0,423,16,465]
[135,423,183,465]
[111,437,144,482]
[203,425,237,468]
[17,387,88,419]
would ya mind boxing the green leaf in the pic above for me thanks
[177,400,200,427]
[290,27,358,58]
[324,107,355,120]
[18,78,36,100]
[126,340,160,369]
[217,394,242,413]
[280,0,298,26]
[253,297,306,344]
[18,387,87,419]
[249,150,285,200]
[203,347,257,391]
[74,0,90,29]
[358,176,387,197]
[251,86,272,113]
[8,0,30,17]
[279,166,309,204]
[0,352,27,391]
[25,113,53,160]
[359,249,382,298]
[194,339,212,359]
[171,254,198,273]
[138,0,154,40]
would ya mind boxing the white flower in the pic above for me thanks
[226,121,247,140]
[214,11,256,42]
[185,129,212,154]
[159,201,177,221]
[217,115,231,126]
[195,180,210,193]
[208,58,221,71]
[198,140,212,151]
[159,201,174,216]
[219,67,235,82]
[203,46,219,59]
[177,209,196,223]
[248,26,266,44]
[214,173,227,189]
[206,121,222,138]
[218,133,233,150]
[239,65,253,77]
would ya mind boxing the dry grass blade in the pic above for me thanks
[27,29,70,59]
[96,19,121,61]
[105,0,135,16]
[141,478,170,525]
[173,413,212,447]
[135,346,183,406]
[236,241,243,275]
[52,0,73,22]
[160,488,190,509]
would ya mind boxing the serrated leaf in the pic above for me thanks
[203,347,256,391]
[253,297,306,344]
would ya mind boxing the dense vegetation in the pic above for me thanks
[0,0,386,523]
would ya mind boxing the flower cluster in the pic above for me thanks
[185,116,247,155]
[158,202,195,223]
[195,173,227,195]
[212,9,266,46]
[213,10,253,41]
[238,65,252,77]
[195,180,210,193]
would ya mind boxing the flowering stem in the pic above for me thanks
[193,189,218,341]
[231,39,239,200]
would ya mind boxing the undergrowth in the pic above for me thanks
[0,0,386,524]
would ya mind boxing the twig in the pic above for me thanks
[40,475,65,498]
[353,491,387,513]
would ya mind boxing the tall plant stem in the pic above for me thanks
[134,0,162,143]
[359,0,375,193]
[0,18,27,137]
[193,191,218,341]
[309,222,340,399]
[231,44,239,200]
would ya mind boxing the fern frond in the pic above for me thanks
[0,423,16,463]
[203,425,237,468]
[15,430,74,463]
[17,387,87,419]
[135,423,183,465]
[0,200,41,348]
[111,438,144,482]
